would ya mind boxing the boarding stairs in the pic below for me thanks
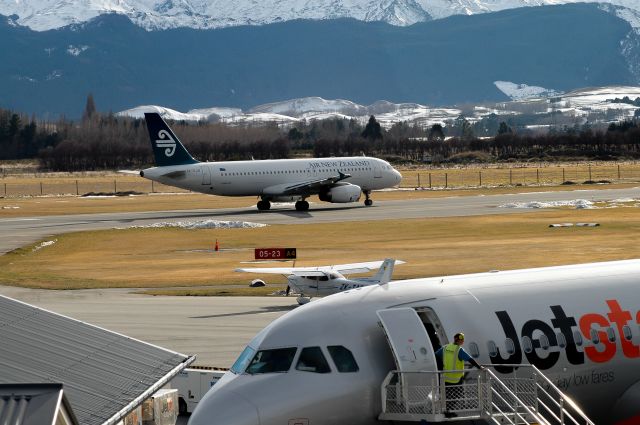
[379,365,595,425]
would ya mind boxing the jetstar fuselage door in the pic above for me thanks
[377,307,437,373]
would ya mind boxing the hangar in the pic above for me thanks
[0,295,195,425]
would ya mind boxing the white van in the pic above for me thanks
[171,368,226,414]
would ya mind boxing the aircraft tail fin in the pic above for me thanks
[144,112,199,167]
[373,258,396,284]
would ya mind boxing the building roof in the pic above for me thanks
[0,296,195,425]
[0,383,80,425]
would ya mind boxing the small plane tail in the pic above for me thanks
[373,258,396,284]
[144,112,199,167]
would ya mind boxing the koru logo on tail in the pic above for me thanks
[155,130,176,157]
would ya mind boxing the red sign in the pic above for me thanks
[254,248,297,260]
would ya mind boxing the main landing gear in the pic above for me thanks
[364,190,373,206]
[257,199,271,211]
[295,200,309,211]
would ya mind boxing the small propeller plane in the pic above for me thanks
[236,258,404,304]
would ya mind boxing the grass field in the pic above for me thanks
[2,207,639,295]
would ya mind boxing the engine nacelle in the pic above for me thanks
[319,184,362,203]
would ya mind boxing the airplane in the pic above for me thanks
[236,258,404,304]
[189,259,640,425]
[139,113,402,211]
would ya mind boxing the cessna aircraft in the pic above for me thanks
[236,258,404,304]
[140,113,402,211]
[189,259,640,425]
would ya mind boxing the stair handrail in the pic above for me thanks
[484,368,550,425]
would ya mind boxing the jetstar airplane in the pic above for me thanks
[189,259,640,425]
[139,113,402,211]
[236,258,404,305]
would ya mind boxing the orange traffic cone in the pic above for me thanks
[214,239,219,252]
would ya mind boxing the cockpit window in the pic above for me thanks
[327,345,359,373]
[246,347,297,374]
[230,346,256,374]
[296,347,331,373]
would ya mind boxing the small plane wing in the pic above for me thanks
[235,260,406,276]
[262,172,351,196]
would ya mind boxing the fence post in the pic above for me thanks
[76,180,79,196]
[445,173,448,188]
[429,173,432,189]
[562,168,565,183]
[618,164,621,180]
[537,169,539,184]
[417,173,421,188]
[3,183,6,196]
[40,182,43,196]
[479,171,482,187]
[589,165,592,181]
[114,180,117,194]
[509,169,512,185]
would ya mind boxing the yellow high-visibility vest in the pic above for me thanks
[443,343,464,384]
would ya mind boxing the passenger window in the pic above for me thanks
[623,325,633,341]
[556,332,567,349]
[487,341,498,357]
[522,336,532,354]
[505,338,515,355]
[607,328,616,342]
[327,346,359,373]
[573,331,583,347]
[296,347,331,373]
[590,329,600,345]
[246,347,297,374]
[468,342,479,358]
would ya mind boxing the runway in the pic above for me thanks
[1,186,639,368]
[2,186,639,254]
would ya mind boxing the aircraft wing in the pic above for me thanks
[236,267,327,277]
[334,260,406,275]
[262,172,351,196]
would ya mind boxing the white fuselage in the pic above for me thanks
[288,274,381,298]
[140,157,401,198]
[189,259,640,425]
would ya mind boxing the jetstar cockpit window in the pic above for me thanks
[245,347,297,374]
[327,345,359,373]
[230,346,256,374]
[296,347,331,373]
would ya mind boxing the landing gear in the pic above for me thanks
[364,191,373,206]
[295,200,309,211]
[257,199,271,211]
[296,296,311,305]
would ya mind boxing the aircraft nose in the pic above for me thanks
[394,169,402,184]
[189,389,259,425]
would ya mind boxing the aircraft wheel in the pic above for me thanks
[365,199,373,206]
[296,296,310,305]
[257,200,271,211]
[295,200,309,211]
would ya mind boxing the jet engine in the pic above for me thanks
[319,183,362,203]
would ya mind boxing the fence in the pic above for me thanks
[399,163,640,189]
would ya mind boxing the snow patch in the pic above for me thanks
[33,239,56,251]
[499,199,595,209]
[67,45,89,56]
[494,81,561,100]
[129,220,268,229]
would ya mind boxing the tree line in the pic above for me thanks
[1,106,640,171]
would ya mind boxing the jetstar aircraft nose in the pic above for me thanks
[394,169,402,184]
[189,388,259,425]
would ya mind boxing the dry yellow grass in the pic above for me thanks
[2,207,639,294]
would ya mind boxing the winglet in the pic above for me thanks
[144,113,199,167]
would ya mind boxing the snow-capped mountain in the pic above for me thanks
[118,86,640,130]
[1,0,640,31]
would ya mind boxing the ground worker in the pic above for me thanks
[435,332,484,418]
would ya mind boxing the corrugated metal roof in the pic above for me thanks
[0,296,194,425]
[0,383,79,425]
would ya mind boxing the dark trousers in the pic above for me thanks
[445,380,463,412]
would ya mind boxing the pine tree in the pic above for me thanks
[82,93,97,122]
